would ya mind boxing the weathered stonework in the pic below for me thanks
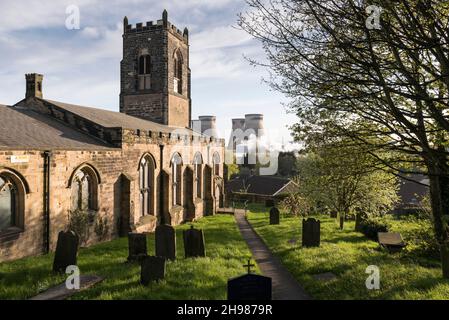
[120,11,191,128]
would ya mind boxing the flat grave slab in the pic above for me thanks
[312,272,337,282]
[378,232,406,253]
[30,275,104,300]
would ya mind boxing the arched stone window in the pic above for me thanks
[139,154,156,216]
[171,153,183,206]
[213,152,221,176]
[193,153,203,199]
[0,170,27,233]
[173,50,183,94]
[138,54,151,90]
[70,165,99,212]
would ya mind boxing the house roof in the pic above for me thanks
[397,173,429,207]
[44,99,201,135]
[0,104,115,150]
[226,175,296,196]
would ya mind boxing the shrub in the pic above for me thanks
[359,217,389,241]
[279,193,310,217]
[94,216,109,241]
[395,216,440,259]
[67,209,90,246]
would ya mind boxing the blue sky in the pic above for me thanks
[0,0,298,149]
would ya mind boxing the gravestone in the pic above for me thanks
[227,260,272,300]
[140,256,166,285]
[53,231,79,273]
[330,210,337,218]
[302,218,320,247]
[378,232,406,253]
[265,199,275,207]
[155,225,176,261]
[269,207,280,225]
[127,233,148,262]
[183,226,206,258]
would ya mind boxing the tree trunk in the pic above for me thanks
[339,212,345,230]
[427,156,449,278]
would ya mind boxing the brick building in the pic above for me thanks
[0,11,225,262]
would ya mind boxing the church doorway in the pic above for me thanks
[118,174,132,237]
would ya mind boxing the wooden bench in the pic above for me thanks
[378,232,407,253]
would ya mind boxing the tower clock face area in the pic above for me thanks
[120,12,191,129]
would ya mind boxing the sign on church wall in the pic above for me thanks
[11,155,30,164]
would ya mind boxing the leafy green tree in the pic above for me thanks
[296,142,399,229]
[239,0,449,277]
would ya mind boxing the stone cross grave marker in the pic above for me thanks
[53,230,79,273]
[269,207,280,225]
[227,259,272,300]
[127,232,148,262]
[183,225,206,258]
[156,224,176,261]
[302,218,320,247]
[140,256,166,285]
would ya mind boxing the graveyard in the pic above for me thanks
[0,215,258,300]
[247,206,449,300]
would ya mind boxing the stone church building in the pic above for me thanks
[0,11,225,262]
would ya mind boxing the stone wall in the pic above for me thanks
[0,133,224,262]
[120,15,191,128]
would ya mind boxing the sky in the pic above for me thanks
[0,0,299,149]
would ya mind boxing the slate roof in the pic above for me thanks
[226,175,297,196]
[0,104,115,150]
[45,99,200,135]
[397,173,429,207]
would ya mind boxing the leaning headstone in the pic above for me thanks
[302,218,320,247]
[227,260,272,300]
[183,226,206,258]
[265,199,275,207]
[156,225,176,261]
[53,231,79,273]
[140,256,166,285]
[127,233,148,262]
[269,207,280,225]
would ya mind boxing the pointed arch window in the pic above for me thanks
[70,166,99,212]
[0,176,17,232]
[194,153,203,199]
[173,50,183,94]
[0,170,27,234]
[171,153,183,206]
[139,155,155,216]
[138,55,151,90]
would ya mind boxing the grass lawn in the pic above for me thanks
[0,214,257,300]
[247,206,449,300]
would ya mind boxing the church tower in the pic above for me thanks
[120,10,191,128]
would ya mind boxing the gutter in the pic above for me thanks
[42,150,52,254]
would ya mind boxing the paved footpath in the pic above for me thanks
[234,210,311,300]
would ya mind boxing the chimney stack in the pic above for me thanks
[25,73,43,99]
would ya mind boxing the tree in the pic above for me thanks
[239,0,449,277]
[296,141,399,229]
